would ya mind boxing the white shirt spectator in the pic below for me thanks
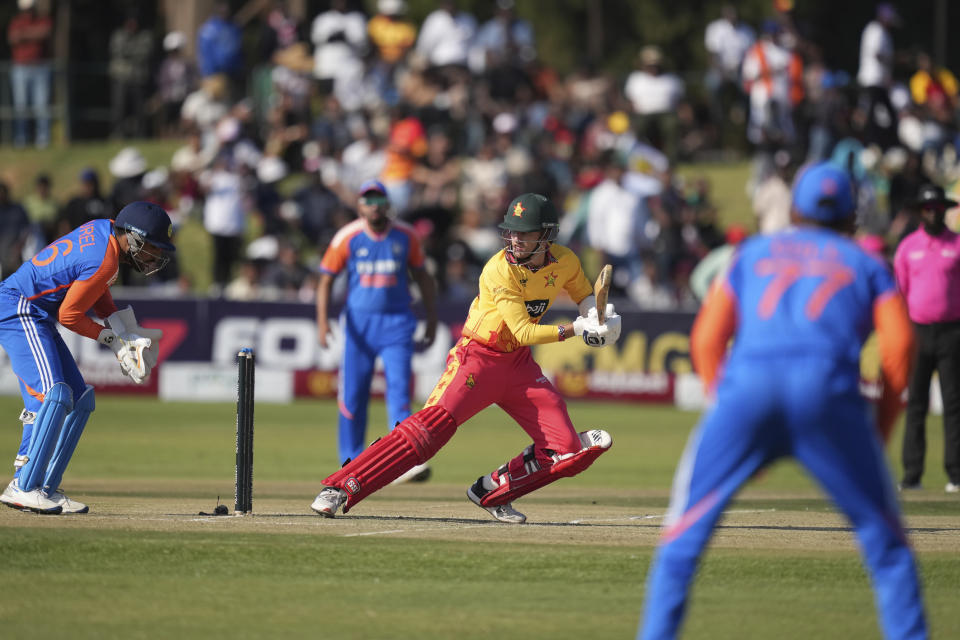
[741,38,799,144]
[416,7,476,68]
[587,178,644,258]
[201,167,247,237]
[705,17,754,78]
[624,71,684,115]
[858,20,892,88]
[310,7,366,81]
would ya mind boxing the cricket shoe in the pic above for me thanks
[898,481,922,491]
[311,487,348,518]
[47,489,89,514]
[467,477,526,524]
[390,463,432,485]
[0,479,63,514]
[946,482,960,494]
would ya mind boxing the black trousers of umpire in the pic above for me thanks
[902,320,960,486]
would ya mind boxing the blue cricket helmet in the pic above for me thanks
[115,201,176,251]
[791,162,856,223]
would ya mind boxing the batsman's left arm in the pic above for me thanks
[411,266,438,348]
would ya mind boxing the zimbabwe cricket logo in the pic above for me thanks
[465,374,475,389]
[543,271,557,287]
[512,201,525,216]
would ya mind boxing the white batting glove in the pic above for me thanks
[573,308,606,347]
[97,328,152,383]
[105,307,163,371]
[116,337,153,384]
[600,303,622,345]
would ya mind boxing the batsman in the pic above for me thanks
[312,193,621,523]
[0,202,172,514]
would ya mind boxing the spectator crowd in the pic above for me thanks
[3,1,960,311]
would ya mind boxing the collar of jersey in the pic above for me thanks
[362,219,392,240]
[505,247,557,272]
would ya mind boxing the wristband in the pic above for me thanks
[558,325,567,342]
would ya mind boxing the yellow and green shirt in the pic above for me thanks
[461,245,593,352]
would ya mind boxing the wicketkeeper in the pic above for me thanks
[312,193,621,523]
[0,202,173,514]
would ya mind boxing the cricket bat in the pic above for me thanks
[594,264,613,324]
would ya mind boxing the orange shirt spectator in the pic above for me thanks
[381,116,427,181]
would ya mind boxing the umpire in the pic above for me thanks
[893,184,960,493]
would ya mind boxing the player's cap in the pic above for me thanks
[791,162,856,223]
[499,193,559,232]
[910,184,958,211]
[115,201,176,251]
[358,179,388,197]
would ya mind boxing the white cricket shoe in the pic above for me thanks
[390,463,432,485]
[579,429,613,449]
[311,487,347,518]
[946,482,960,494]
[467,478,526,524]
[47,489,89,514]
[0,479,62,514]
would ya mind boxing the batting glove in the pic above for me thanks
[98,328,152,383]
[600,303,622,345]
[573,309,606,347]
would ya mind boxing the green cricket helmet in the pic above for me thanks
[499,193,560,262]
[499,193,560,233]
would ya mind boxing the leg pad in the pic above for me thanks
[43,385,95,493]
[17,382,73,491]
[480,430,612,508]
[323,405,457,513]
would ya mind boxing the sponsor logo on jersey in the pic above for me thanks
[466,373,475,389]
[525,299,549,317]
[356,259,399,274]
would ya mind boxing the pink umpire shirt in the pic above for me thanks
[893,226,960,324]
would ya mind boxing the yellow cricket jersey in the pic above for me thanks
[461,244,594,352]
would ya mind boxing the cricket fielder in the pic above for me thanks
[316,180,438,480]
[638,163,927,639]
[0,202,173,514]
[311,193,621,522]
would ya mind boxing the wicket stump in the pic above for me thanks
[235,348,255,514]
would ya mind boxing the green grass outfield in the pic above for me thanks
[0,396,957,639]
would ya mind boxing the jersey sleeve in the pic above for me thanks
[320,234,351,275]
[562,251,595,305]
[58,239,121,340]
[403,227,425,269]
[892,242,910,296]
[873,291,915,442]
[690,280,738,391]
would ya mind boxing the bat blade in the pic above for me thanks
[594,264,613,324]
